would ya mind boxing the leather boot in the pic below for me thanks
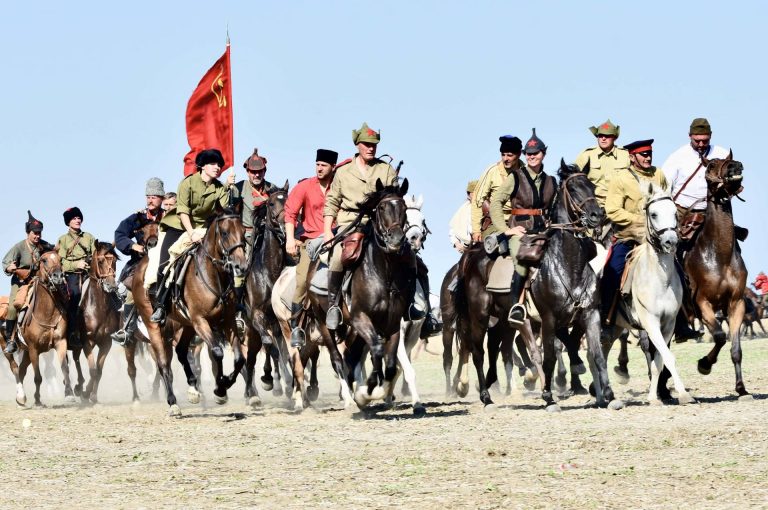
[507,272,527,327]
[234,285,246,338]
[111,304,137,346]
[150,273,172,324]
[326,271,344,330]
[3,319,17,354]
[673,309,701,343]
[289,302,306,348]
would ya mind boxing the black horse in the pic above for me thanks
[527,160,623,410]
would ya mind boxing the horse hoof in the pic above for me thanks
[260,379,274,392]
[523,378,537,392]
[354,388,370,409]
[456,382,469,398]
[248,396,262,408]
[214,394,228,405]
[15,395,26,407]
[697,357,712,375]
[571,362,587,376]
[168,404,182,417]
[678,393,697,405]
[307,386,320,402]
[648,398,663,407]
[187,387,201,405]
[413,404,427,417]
[554,374,567,390]
[546,404,561,413]
[608,399,625,411]
[524,368,538,383]
[73,386,82,397]
[570,385,589,396]
[64,395,77,404]
[738,394,754,402]
[370,386,385,401]
[272,386,283,398]
[613,366,630,384]
[483,403,497,413]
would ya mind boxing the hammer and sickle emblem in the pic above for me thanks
[211,67,227,108]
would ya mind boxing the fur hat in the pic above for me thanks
[25,210,43,233]
[195,149,226,169]
[316,149,339,166]
[499,135,522,154]
[63,206,83,226]
[145,177,165,197]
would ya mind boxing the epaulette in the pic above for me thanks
[334,158,353,169]
[297,177,308,184]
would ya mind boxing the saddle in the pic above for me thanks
[340,232,365,268]
[13,283,32,311]
[486,257,516,294]
[679,210,705,242]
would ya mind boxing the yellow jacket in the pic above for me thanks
[575,146,630,206]
[605,166,668,243]
[323,156,397,227]
[471,161,521,235]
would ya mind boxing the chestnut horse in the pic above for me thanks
[70,242,120,403]
[683,153,750,397]
[132,206,248,416]
[2,251,74,406]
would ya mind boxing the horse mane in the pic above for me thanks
[556,160,584,184]
[96,241,121,260]
[205,206,240,228]
[356,183,403,213]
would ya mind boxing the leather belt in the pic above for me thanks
[510,208,543,215]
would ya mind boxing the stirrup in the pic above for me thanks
[3,338,18,354]
[150,306,166,324]
[110,329,130,346]
[235,311,246,338]
[326,305,342,330]
[406,303,427,321]
[507,304,527,327]
[290,327,306,348]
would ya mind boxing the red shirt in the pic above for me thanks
[285,176,332,240]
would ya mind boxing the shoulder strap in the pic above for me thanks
[673,159,705,202]
[65,232,85,258]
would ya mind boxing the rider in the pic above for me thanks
[284,148,338,346]
[57,207,97,349]
[146,148,235,323]
[162,192,177,211]
[488,128,556,326]
[448,180,477,253]
[601,139,669,326]
[2,212,53,354]
[471,135,525,243]
[110,177,166,345]
[323,122,428,330]
[753,272,768,307]
[575,119,630,208]
[230,148,274,254]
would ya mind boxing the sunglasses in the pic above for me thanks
[637,151,653,157]
[246,169,266,174]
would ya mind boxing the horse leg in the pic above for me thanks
[584,310,619,408]
[727,298,749,397]
[553,338,568,392]
[307,345,320,402]
[697,300,726,376]
[638,310,694,405]
[173,329,201,405]
[16,351,30,407]
[55,340,74,403]
[28,348,44,407]
[269,343,283,397]
[72,349,85,397]
[125,341,140,402]
[469,321,492,407]
[81,342,97,403]
[500,334,517,396]
[615,330,630,380]
[318,322,353,408]
[442,317,456,397]
[453,333,471,398]
[89,340,112,404]
[224,330,245,391]
[395,326,425,415]
[260,343,274,391]
[561,326,588,395]
[484,325,501,392]
[539,321,558,410]
[192,317,228,403]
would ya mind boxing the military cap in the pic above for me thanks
[316,149,338,166]
[243,148,267,171]
[25,210,43,233]
[689,118,712,135]
[145,177,165,197]
[352,122,381,145]
[499,135,522,154]
[623,139,654,154]
[63,206,83,226]
[466,180,478,193]
[589,119,620,138]
[523,128,547,154]
[196,149,226,168]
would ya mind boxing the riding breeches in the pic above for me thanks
[6,284,19,321]
[507,234,528,278]
[292,243,312,306]
[600,241,634,318]
[65,272,83,332]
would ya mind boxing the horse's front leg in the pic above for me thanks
[89,338,112,404]
[584,309,621,409]
[174,328,201,404]
[124,340,140,402]
[55,340,74,403]
[352,314,384,408]
[81,342,97,403]
[727,297,750,397]
[71,348,85,397]
[395,326,426,415]
[224,328,245,390]
[697,299,727,376]
[191,317,228,404]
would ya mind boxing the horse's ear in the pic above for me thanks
[647,182,653,196]
[727,149,733,161]
[416,194,424,209]
[214,200,225,215]
[375,178,384,192]
[560,158,568,173]
[582,158,590,174]
[283,179,289,191]
[400,178,409,196]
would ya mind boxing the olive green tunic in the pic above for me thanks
[3,239,49,321]
[56,230,97,274]
[575,146,630,206]
[323,156,397,227]
[161,172,230,231]
[605,165,668,243]
[471,160,523,235]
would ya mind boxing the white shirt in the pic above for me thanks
[448,200,472,250]
[662,143,729,210]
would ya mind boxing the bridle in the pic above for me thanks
[199,213,247,274]
[89,250,117,290]
[644,194,677,252]
[705,158,744,203]
[548,172,601,238]
[373,196,407,253]
[29,254,68,329]
[404,205,430,252]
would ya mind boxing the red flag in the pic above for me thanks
[183,44,234,176]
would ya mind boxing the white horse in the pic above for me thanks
[603,183,695,405]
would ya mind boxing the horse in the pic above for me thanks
[240,182,291,407]
[132,205,248,416]
[69,242,120,403]
[683,153,750,398]
[742,288,766,338]
[603,183,695,405]
[2,251,74,407]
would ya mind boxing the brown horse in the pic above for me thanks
[1,251,74,407]
[132,206,249,416]
[684,153,750,397]
[742,288,766,338]
[69,242,120,403]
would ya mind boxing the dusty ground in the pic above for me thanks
[1,329,767,509]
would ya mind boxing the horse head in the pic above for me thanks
[556,158,604,228]
[207,203,248,279]
[704,150,743,202]
[404,193,429,253]
[137,218,160,250]
[644,183,678,254]
[38,251,65,288]
[89,242,120,293]
[359,178,409,253]
[265,180,289,241]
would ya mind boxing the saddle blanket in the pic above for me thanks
[280,266,298,310]
[486,256,516,293]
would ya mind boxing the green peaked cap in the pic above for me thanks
[589,119,620,138]
[352,122,381,144]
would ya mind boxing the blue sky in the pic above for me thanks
[2,1,766,288]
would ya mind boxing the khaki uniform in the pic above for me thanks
[231,178,274,257]
[575,146,630,206]
[3,240,47,321]
[160,172,230,231]
[324,156,397,272]
[471,161,522,236]
[605,166,668,243]
[57,231,96,274]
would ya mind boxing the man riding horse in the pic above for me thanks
[110,177,165,345]
[2,212,53,354]
[284,148,338,346]
[487,128,556,326]
[575,119,630,208]
[57,207,97,350]
[323,122,429,330]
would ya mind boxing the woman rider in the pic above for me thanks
[146,148,235,322]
